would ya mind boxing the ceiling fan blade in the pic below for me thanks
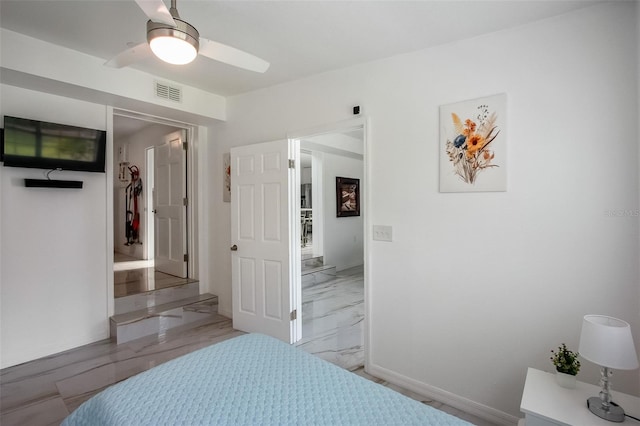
[135,0,176,26]
[199,38,270,73]
[105,42,153,68]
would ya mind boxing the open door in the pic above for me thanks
[154,130,187,278]
[231,139,300,343]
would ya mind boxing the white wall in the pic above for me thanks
[322,153,364,271]
[0,25,222,367]
[1,29,226,123]
[637,0,640,297]
[210,2,639,421]
[301,166,312,184]
[0,85,109,368]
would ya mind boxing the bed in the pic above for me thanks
[62,333,470,425]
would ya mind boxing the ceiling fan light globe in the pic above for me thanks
[147,18,200,65]
[150,36,197,65]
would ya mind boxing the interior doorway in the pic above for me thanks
[112,113,194,299]
[293,121,366,371]
[227,118,368,371]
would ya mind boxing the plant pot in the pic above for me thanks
[555,371,576,389]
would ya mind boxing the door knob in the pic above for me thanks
[152,209,157,214]
[230,244,238,251]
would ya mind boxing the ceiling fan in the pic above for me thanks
[106,0,269,73]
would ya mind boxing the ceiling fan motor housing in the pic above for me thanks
[147,18,200,53]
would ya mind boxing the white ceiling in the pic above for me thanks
[0,0,602,98]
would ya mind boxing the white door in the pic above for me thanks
[154,130,187,278]
[231,140,300,343]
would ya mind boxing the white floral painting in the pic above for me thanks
[440,93,507,192]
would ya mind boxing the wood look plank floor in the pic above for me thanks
[1,268,498,426]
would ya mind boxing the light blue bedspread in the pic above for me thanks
[62,333,470,425]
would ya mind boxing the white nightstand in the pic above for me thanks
[520,368,640,425]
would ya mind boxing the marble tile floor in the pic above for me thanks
[0,316,243,426]
[114,263,196,298]
[1,267,498,426]
[110,293,219,344]
[113,251,150,265]
[296,265,364,371]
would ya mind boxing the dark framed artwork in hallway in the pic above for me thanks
[336,177,360,217]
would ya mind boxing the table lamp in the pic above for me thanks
[578,315,639,422]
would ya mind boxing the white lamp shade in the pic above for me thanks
[578,315,639,370]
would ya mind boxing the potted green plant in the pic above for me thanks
[550,343,581,388]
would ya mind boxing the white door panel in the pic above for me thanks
[231,140,299,343]
[154,131,187,278]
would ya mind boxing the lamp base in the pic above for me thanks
[587,397,625,422]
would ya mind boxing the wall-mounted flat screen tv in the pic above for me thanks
[1,116,106,173]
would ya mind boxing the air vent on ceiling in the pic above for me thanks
[155,81,182,103]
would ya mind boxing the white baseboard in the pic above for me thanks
[1,329,109,370]
[218,307,232,319]
[366,363,520,426]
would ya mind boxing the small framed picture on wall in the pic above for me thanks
[336,177,360,217]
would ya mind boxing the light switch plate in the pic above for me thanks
[373,225,393,242]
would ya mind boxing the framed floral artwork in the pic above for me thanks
[336,177,360,217]
[440,93,507,192]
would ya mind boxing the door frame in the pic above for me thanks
[145,146,155,261]
[107,108,201,316]
[288,116,370,369]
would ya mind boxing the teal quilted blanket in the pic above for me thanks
[62,333,470,425]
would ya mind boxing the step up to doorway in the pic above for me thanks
[302,255,324,271]
[302,265,336,288]
[110,293,218,344]
[114,281,200,315]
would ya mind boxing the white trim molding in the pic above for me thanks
[366,362,521,426]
